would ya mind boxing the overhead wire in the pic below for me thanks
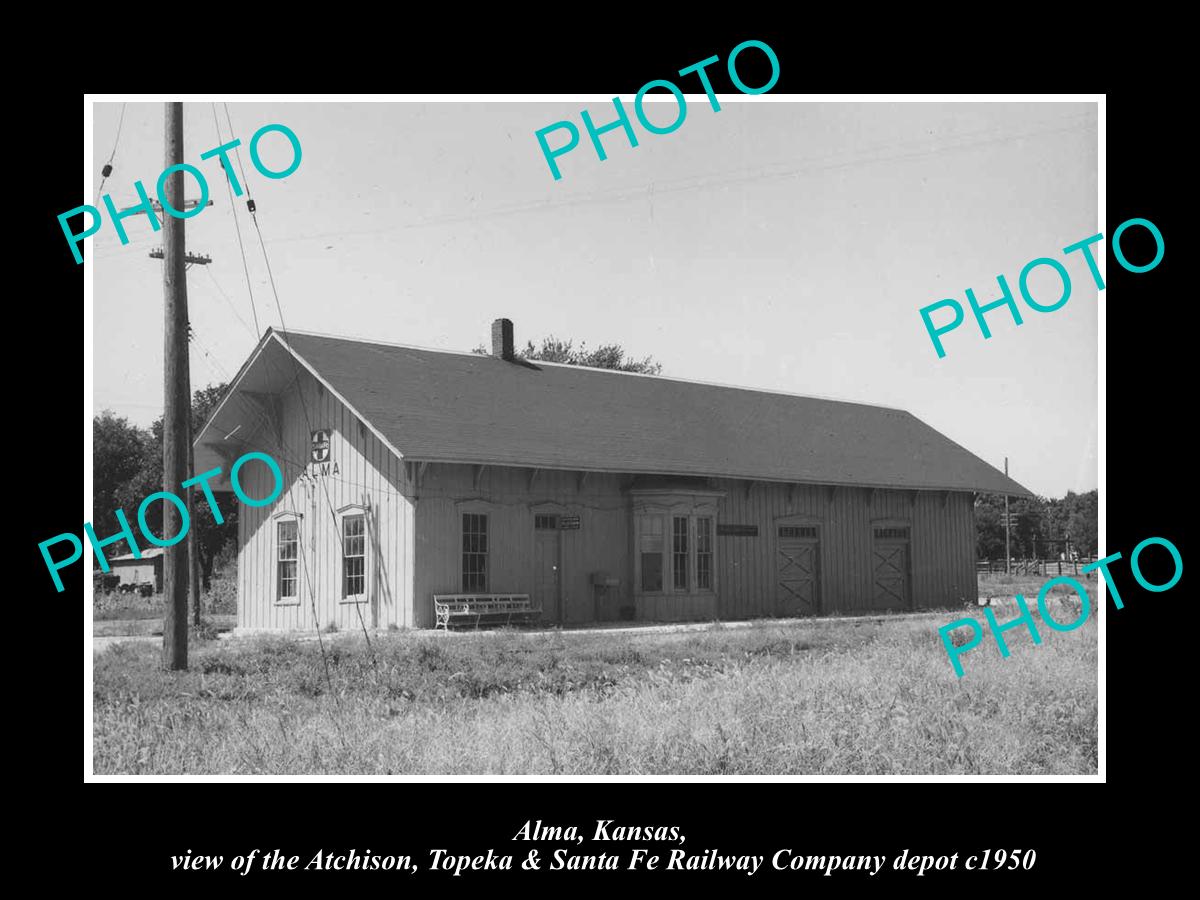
[188,325,231,381]
[200,267,256,339]
[196,106,345,713]
[95,102,127,206]
[221,104,383,667]
[222,103,255,214]
[248,113,1097,248]
[211,103,262,336]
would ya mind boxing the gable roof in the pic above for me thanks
[237,328,1029,496]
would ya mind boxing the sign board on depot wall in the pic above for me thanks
[717,524,759,537]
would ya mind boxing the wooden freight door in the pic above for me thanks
[872,526,911,609]
[533,514,561,624]
[776,525,819,616]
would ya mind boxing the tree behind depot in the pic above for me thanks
[473,335,663,374]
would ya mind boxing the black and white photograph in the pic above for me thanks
[83,95,1101,777]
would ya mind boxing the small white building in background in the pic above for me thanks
[108,547,164,592]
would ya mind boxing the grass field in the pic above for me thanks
[977,571,1097,603]
[92,587,1097,775]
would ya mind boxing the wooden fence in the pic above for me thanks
[977,558,1096,577]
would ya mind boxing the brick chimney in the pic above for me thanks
[491,318,514,361]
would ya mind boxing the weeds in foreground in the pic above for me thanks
[94,615,1096,776]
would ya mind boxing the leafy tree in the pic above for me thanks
[93,412,151,547]
[92,383,237,584]
[190,384,227,433]
[974,488,1098,561]
[187,383,236,588]
[474,336,663,374]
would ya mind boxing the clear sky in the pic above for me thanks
[90,100,1097,498]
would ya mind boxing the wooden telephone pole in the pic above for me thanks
[162,102,192,670]
[142,231,211,631]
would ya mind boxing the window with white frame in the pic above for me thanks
[636,512,716,594]
[342,513,366,599]
[276,518,299,603]
[462,513,488,592]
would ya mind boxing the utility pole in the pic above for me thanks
[162,102,191,671]
[149,248,212,265]
[190,435,201,627]
[1004,456,1011,577]
[140,219,211,634]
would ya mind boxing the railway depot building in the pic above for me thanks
[194,320,1030,632]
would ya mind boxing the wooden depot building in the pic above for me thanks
[193,319,1031,632]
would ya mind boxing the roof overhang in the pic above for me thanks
[192,329,407,489]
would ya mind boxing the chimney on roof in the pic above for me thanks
[491,318,515,361]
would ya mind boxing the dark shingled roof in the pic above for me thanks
[267,329,1030,496]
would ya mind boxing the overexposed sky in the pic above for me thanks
[90,99,1098,497]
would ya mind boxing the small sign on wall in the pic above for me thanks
[311,430,331,462]
[560,515,581,530]
[717,524,758,537]
[310,429,340,477]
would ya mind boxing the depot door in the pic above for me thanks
[533,515,562,624]
[776,525,819,617]
[872,526,911,610]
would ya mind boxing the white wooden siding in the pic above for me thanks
[236,373,413,632]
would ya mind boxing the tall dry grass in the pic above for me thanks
[93,604,1096,776]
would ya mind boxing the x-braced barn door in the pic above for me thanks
[776,524,819,617]
[872,525,911,609]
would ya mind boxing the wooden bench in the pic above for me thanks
[433,594,542,631]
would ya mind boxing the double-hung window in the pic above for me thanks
[672,517,690,592]
[640,516,664,592]
[276,518,299,603]
[462,513,488,592]
[696,517,713,590]
[342,513,366,600]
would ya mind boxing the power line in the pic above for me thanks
[95,103,127,206]
[222,103,256,211]
[89,113,1094,261]
[250,114,1097,248]
[201,266,256,339]
[212,103,262,336]
[188,325,231,381]
[221,104,381,658]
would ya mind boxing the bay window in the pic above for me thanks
[635,510,717,595]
